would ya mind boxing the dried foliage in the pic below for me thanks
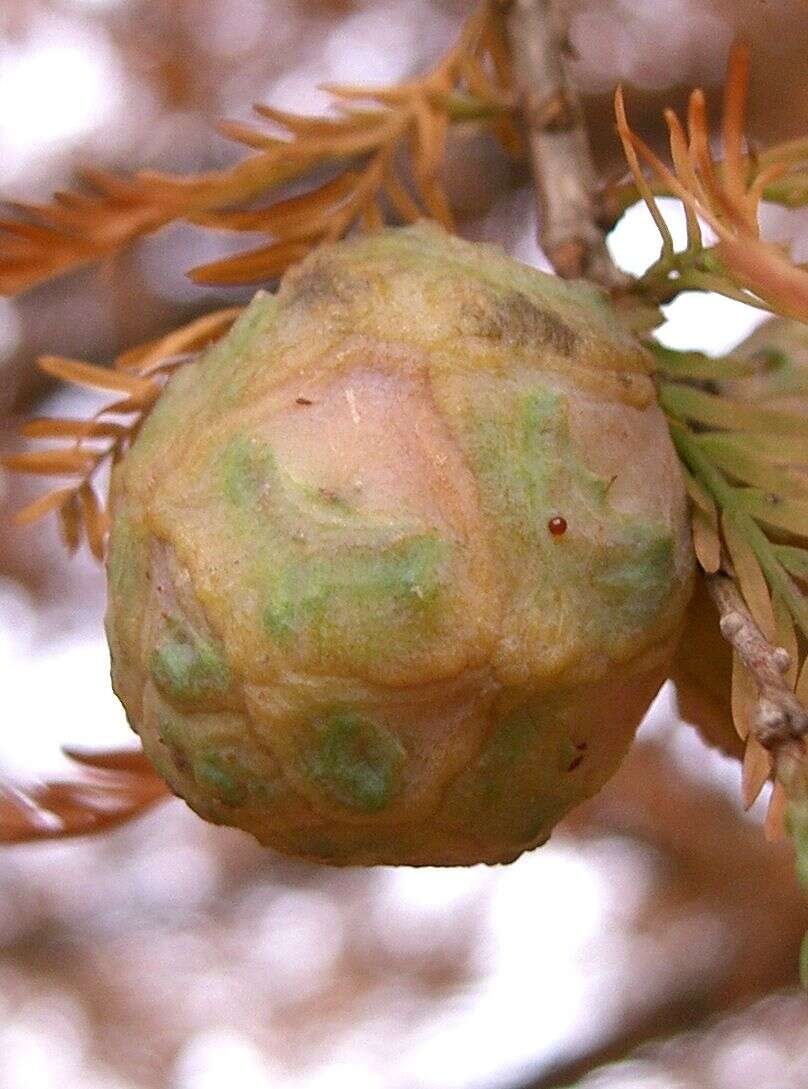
[615,43,808,318]
[0,1,515,294]
[0,747,166,844]
[2,308,241,559]
[615,47,808,912]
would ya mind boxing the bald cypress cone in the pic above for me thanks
[106,224,693,865]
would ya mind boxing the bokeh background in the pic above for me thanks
[1,2,808,1087]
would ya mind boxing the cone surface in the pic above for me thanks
[107,224,693,865]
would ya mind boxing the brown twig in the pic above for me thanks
[706,572,808,749]
[500,0,626,287]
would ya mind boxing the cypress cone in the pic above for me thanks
[106,224,693,865]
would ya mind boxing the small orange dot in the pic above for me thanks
[548,516,567,537]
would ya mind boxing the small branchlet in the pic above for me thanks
[664,385,808,830]
[708,573,807,750]
[615,43,808,320]
[501,0,626,287]
[626,49,808,850]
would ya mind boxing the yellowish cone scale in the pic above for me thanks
[106,224,693,865]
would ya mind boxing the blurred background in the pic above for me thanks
[1,1,808,1086]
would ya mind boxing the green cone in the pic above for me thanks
[106,223,693,865]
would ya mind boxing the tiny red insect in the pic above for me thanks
[548,516,567,536]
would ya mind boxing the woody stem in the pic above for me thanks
[500,0,626,287]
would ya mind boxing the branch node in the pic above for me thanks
[524,89,575,131]
[719,611,745,639]
[772,647,792,675]
[708,573,808,755]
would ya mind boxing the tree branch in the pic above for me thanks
[706,572,808,750]
[500,0,626,287]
